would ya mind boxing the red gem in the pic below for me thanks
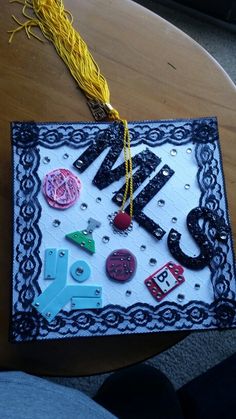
[113,212,131,231]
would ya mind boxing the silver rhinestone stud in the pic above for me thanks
[76,160,83,168]
[170,149,177,156]
[153,227,163,238]
[102,236,110,243]
[52,219,61,227]
[80,203,88,210]
[170,231,178,240]
[116,193,123,202]
[158,199,165,207]
[219,231,228,240]
[43,156,50,164]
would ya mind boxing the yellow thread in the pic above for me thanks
[9,0,133,218]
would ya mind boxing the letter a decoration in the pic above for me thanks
[9,1,236,342]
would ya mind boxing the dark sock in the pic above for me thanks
[94,364,184,419]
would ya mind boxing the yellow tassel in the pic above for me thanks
[9,0,133,217]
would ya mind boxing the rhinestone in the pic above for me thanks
[43,156,50,164]
[76,159,83,168]
[52,219,61,227]
[116,193,123,202]
[59,251,65,257]
[95,289,100,295]
[158,199,165,207]
[96,302,101,307]
[96,197,102,203]
[168,262,174,268]
[170,149,177,156]
[80,203,88,210]
[194,283,201,290]
[172,217,177,223]
[146,281,152,287]
[46,312,51,317]
[153,227,163,238]
[35,302,39,307]
[126,290,132,296]
[170,231,178,240]
[162,169,169,176]
[184,184,190,189]
[63,153,69,159]
[140,245,146,251]
[49,251,53,255]
[186,148,192,154]
[80,242,85,247]
[107,214,112,220]
[102,236,110,243]
[76,267,84,275]
[149,258,157,266]
[83,230,88,235]
[177,294,185,302]
[219,231,228,240]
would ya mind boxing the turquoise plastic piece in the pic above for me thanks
[70,260,91,282]
[71,297,102,310]
[32,249,103,322]
[44,248,57,279]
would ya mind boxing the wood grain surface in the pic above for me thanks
[0,0,235,376]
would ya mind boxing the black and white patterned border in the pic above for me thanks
[10,117,236,341]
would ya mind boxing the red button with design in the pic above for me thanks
[106,249,137,282]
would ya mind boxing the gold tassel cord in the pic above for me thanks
[9,0,133,218]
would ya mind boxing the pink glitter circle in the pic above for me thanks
[43,168,81,209]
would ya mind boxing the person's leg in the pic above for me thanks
[0,371,115,419]
[177,352,236,419]
[94,364,184,419]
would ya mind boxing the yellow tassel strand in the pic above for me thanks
[9,0,133,218]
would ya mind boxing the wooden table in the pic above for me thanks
[0,0,235,376]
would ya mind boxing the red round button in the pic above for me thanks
[113,211,132,231]
[106,249,137,282]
